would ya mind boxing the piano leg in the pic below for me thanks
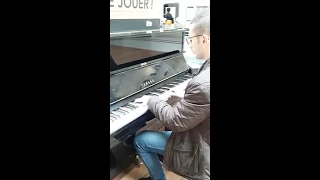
[110,151,117,170]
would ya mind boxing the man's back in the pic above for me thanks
[165,13,172,20]
[148,60,211,179]
[165,13,174,23]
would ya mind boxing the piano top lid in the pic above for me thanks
[110,28,188,38]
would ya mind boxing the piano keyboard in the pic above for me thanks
[110,74,192,135]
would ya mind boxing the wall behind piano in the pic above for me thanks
[160,0,210,27]
[110,0,162,33]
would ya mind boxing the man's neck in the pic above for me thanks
[201,46,210,61]
[203,52,210,61]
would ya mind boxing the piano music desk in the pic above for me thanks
[110,45,164,65]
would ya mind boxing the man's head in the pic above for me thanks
[167,8,171,13]
[187,10,210,60]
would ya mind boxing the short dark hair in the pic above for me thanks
[190,10,210,37]
[167,8,171,12]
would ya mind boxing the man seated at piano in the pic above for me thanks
[134,10,211,180]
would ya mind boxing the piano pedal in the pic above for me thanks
[136,155,144,165]
[128,154,144,167]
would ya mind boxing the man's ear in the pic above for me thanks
[203,34,210,45]
[202,36,206,44]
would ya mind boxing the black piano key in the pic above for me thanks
[116,109,128,114]
[175,79,185,83]
[111,112,121,118]
[110,114,118,119]
[120,107,132,112]
[165,85,175,88]
[123,104,134,110]
[153,90,164,94]
[114,109,126,115]
[159,88,170,91]
[124,103,135,109]
[110,116,116,122]
[118,108,128,112]
[128,103,138,109]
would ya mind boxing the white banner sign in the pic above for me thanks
[110,0,161,19]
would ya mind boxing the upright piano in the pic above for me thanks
[109,29,194,179]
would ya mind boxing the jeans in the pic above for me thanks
[134,130,172,180]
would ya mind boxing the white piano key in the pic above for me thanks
[124,105,135,110]
[128,102,139,108]
[116,109,128,114]
[110,104,148,135]
[110,114,118,119]
[119,107,132,112]
[111,111,123,117]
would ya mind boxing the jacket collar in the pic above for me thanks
[196,59,210,75]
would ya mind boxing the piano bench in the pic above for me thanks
[136,119,165,134]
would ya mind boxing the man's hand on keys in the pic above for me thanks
[164,90,184,99]
[172,89,185,98]
[134,89,185,106]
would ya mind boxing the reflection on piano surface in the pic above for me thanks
[110,30,190,179]
[110,45,164,65]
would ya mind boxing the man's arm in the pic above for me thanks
[147,82,210,132]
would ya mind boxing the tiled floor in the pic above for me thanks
[114,163,186,180]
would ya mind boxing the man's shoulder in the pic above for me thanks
[184,68,210,103]
[186,68,210,96]
[191,67,210,85]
